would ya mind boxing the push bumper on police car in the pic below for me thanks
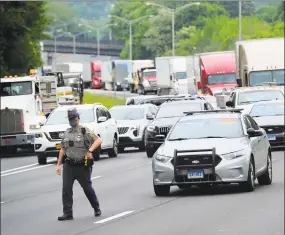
[153,148,251,186]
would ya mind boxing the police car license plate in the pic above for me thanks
[187,170,204,179]
[56,144,61,149]
[267,135,276,141]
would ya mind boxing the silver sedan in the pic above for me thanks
[152,109,272,196]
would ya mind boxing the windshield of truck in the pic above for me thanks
[168,118,243,140]
[110,107,145,120]
[45,109,95,125]
[0,81,33,96]
[238,90,284,105]
[208,73,236,85]
[175,72,187,79]
[155,103,202,119]
[92,71,101,77]
[143,70,156,77]
[249,69,285,86]
[250,102,284,117]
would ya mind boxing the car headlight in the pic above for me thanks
[35,133,43,138]
[30,124,41,129]
[116,81,120,85]
[155,154,171,163]
[221,149,246,160]
[129,125,138,130]
[143,80,150,87]
[147,125,156,132]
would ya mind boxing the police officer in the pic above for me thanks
[56,108,102,221]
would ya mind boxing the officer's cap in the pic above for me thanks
[67,108,80,119]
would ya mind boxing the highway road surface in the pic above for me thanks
[1,149,284,235]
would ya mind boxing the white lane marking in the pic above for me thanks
[1,158,57,174]
[1,164,53,177]
[1,202,5,204]
[94,210,134,224]
[91,176,102,180]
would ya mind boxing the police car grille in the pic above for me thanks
[49,132,61,139]
[261,125,285,134]
[175,154,221,166]
[118,127,129,134]
[159,127,170,136]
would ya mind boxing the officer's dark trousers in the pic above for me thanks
[62,163,99,215]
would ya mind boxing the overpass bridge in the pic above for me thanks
[42,38,124,66]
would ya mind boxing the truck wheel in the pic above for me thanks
[38,155,47,165]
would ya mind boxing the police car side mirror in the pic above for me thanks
[45,113,50,118]
[98,116,107,123]
[154,135,165,141]
[247,128,263,137]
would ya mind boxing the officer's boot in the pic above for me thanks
[58,214,73,221]
[94,200,101,217]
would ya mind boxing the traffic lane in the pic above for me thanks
[1,151,283,235]
[86,89,136,98]
[1,150,149,203]
[81,151,284,235]
[1,154,38,172]
[1,152,177,235]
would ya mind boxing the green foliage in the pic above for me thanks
[256,5,278,23]
[219,1,255,18]
[0,2,49,76]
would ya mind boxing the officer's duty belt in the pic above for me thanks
[65,158,85,165]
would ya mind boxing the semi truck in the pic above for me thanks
[91,60,103,89]
[0,75,47,154]
[235,37,284,88]
[186,55,200,95]
[197,51,237,96]
[101,60,132,91]
[155,56,187,95]
[130,60,156,93]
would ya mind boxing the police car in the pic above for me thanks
[34,104,119,164]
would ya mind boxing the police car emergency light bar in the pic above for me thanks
[183,109,244,116]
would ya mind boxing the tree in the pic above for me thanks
[0,2,49,76]
[256,5,278,23]
[219,1,255,18]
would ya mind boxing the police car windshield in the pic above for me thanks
[168,118,244,140]
[46,109,95,125]
[110,107,145,120]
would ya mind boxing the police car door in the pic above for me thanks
[95,108,107,148]
[100,107,115,147]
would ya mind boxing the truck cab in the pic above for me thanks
[198,51,237,96]
[0,76,46,154]
[236,38,284,88]
[91,60,103,89]
[137,67,157,94]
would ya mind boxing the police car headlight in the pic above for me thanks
[147,125,156,132]
[221,149,246,160]
[30,124,41,129]
[155,154,170,163]
[143,80,150,87]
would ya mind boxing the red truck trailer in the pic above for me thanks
[198,51,237,95]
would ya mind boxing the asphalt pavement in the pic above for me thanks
[1,149,284,235]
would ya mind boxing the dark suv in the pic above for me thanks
[145,99,214,158]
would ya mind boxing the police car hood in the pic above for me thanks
[40,122,95,133]
[157,137,247,158]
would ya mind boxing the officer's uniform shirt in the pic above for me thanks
[61,125,98,161]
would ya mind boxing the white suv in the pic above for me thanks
[34,104,119,164]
